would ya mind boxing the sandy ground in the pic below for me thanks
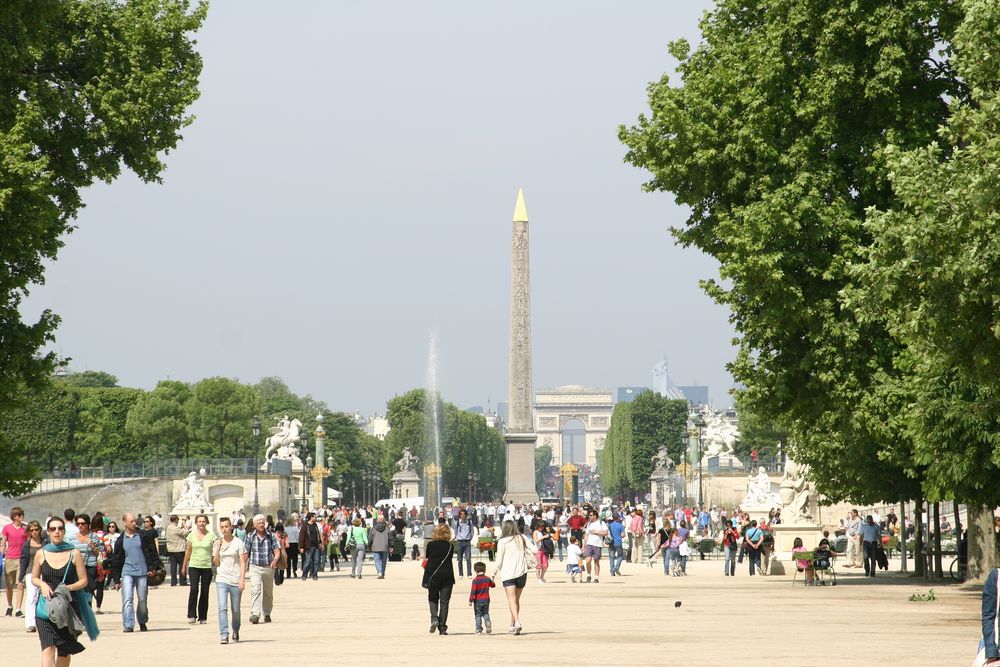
[0,555,984,666]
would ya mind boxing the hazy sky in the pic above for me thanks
[22,0,735,415]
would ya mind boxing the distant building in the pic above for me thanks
[678,385,709,406]
[616,386,649,404]
[534,385,613,466]
[353,412,390,441]
[484,411,506,435]
[497,401,509,424]
[651,359,687,401]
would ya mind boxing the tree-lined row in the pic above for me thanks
[382,389,506,500]
[602,391,688,496]
[619,0,1000,578]
[1,373,383,495]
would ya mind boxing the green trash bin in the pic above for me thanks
[389,534,405,562]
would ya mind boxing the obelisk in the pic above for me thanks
[504,188,540,504]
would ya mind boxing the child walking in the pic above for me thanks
[468,562,495,634]
[566,536,583,583]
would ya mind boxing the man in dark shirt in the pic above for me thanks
[391,511,407,535]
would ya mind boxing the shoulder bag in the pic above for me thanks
[422,543,452,588]
[36,553,74,622]
[521,536,538,570]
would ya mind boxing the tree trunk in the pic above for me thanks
[965,505,997,584]
[933,502,943,579]
[899,501,908,573]
[915,499,925,577]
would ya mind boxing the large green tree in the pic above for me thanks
[619,0,960,505]
[630,392,688,487]
[850,0,1000,579]
[187,377,259,458]
[76,387,143,464]
[0,0,206,494]
[602,402,634,496]
[125,380,192,458]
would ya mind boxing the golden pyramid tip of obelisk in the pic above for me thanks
[512,188,528,222]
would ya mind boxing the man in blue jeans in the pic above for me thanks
[860,515,882,578]
[299,513,321,581]
[454,509,475,578]
[745,520,764,576]
[608,513,625,576]
[109,512,162,632]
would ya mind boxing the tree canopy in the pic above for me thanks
[620,0,962,505]
[0,0,206,495]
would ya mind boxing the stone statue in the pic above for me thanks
[779,457,814,521]
[175,471,213,511]
[741,466,779,508]
[265,416,303,461]
[701,409,740,457]
[651,446,674,473]
[395,447,418,473]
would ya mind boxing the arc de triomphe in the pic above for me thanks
[535,385,613,466]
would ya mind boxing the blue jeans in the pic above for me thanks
[608,544,623,574]
[473,600,491,632]
[216,582,241,638]
[455,540,472,576]
[724,545,737,576]
[373,551,387,576]
[661,547,671,574]
[121,574,148,630]
[302,547,320,579]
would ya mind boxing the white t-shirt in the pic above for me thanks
[585,520,608,548]
[567,543,582,565]
[215,536,246,586]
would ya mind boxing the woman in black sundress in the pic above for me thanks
[31,516,90,667]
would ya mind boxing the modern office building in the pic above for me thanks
[616,386,649,404]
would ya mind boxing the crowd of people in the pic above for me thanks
[3,497,997,662]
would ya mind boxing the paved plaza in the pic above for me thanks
[1,556,982,666]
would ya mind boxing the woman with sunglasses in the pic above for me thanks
[18,521,44,633]
[31,517,91,666]
[72,514,102,609]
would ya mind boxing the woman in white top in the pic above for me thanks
[212,517,246,644]
[491,521,531,635]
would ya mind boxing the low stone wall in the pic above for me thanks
[6,475,293,522]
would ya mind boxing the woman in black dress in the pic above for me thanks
[31,516,90,667]
[421,523,455,635]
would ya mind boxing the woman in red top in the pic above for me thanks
[722,521,741,576]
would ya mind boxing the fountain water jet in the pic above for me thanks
[425,330,443,515]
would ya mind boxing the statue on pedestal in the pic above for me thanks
[741,466,780,508]
[396,447,418,473]
[779,458,815,522]
[651,446,675,473]
[265,416,303,461]
[174,471,213,512]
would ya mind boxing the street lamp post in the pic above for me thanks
[693,414,706,508]
[467,471,479,503]
[303,454,313,512]
[251,417,262,515]
[337,473,343,507]
[681,429,690,506]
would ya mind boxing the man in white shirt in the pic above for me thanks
[845,510,863,568]
[582,509,608,583]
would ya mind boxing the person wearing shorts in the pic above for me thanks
[1,506,28,617]
[565,536,583,583]
[492,521,530,635]
[582,510,608,583]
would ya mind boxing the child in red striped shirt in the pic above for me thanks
[468,561,495,634]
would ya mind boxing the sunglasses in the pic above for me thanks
[48,526,65,532]
[77,521,88,526]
